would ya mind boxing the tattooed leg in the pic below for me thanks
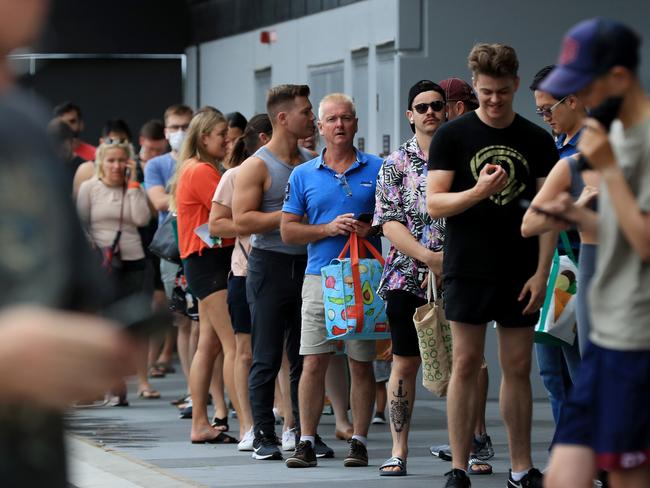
[390,379,410,438]
[386,355,420,467]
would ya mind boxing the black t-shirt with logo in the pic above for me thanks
[428,111,558,282]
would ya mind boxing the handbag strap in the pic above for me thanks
[426,272,438,303]
[109,182,127,251]
[349,233,365,333]
[538,250,560,332]
[559,231,577,265]
[238,239,250,260]
[337,232,385,265]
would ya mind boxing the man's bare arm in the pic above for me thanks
[232,157,281,235]
[147,186,170,212]
[281,212,356,245]
[427,165,508,218]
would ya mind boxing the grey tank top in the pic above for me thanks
[567,156,597,211]
[250,145,312,254]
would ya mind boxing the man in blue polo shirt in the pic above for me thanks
[281,93,382,469]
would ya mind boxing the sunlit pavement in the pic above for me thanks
[66,364,555,488]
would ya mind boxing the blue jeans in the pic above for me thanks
[535,340,581,425]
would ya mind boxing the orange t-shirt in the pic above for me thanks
[176,159,234,259]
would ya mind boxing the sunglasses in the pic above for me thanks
[413,101,445,114]
[535,96,567,118]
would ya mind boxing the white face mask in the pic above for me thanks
[168,130,185,153]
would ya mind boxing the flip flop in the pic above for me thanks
[138,388,161,399]
[467,456,493,475]
[191,432,239,444]
[379,456,407,477]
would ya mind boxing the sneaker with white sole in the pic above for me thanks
[282,427,297,451]
[314,434,334,458]
[252,431,282,460]
[238,427,255,451]
[507,467,543,488]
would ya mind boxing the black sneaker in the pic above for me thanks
[285,440,317,468]
[507,468,543,488]
[444,469,471,487]
[252,432,282,460]
[343,438,368,467]
[314,434,334,458]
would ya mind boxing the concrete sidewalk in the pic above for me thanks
[66,365,555,487]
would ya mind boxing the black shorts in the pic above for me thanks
[182,246,233,300]
[385,289,427,357]
[443,276,539,327]
[151,254,164,291]
[227,275,251,334]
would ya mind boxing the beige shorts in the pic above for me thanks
[300,274,376,362]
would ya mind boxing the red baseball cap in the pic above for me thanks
[438,78,478,107]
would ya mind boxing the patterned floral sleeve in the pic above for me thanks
[373,148,406,227]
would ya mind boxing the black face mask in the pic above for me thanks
[588,96,624,130]
[577,96,624,171]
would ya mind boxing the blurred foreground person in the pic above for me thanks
[0,0,137,485]
[540,18,650,488]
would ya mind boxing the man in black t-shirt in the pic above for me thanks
[427,44,558,488]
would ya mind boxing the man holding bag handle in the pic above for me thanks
[281,93,382,469]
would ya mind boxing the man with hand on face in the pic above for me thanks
[53,101,96,161]
[427,44,558,488]
[281,93,382,469]
[538,19,650,488]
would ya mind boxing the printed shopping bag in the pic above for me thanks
[414,273,453,397]
[321,233,389,340]
[534,233,578,347]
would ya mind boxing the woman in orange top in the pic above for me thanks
[171,108,239,444]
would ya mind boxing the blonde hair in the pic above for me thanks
[168,107,227,211]
[95,140,135,180]
[318,93,356,120]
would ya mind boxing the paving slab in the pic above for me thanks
[66,364,555,487]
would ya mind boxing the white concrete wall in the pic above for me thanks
[192,0,397,120]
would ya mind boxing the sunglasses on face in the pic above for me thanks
[413,101,446,114]
[535,96,568,118]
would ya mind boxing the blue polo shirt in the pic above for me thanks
[555,129,582,159]
[283,148,382,275]
[143,152,176,225]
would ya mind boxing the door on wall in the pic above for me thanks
[376,43,395,158]
[308,61,344,151]
[254,67,272,115]
[352,48,369,153]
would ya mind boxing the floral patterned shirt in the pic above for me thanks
[373,136,445,299]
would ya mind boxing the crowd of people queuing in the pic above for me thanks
[3,5,648,486]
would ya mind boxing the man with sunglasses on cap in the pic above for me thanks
[374,80,446,476]
[427,44,558,488]
[537,18,650,488]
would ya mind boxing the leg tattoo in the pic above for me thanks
[389,379,410,439]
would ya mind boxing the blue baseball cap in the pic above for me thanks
[540,18,640,98]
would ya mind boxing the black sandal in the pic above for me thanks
[191,432,238,444]
[211,416,229,432]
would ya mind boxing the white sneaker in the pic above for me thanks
[238,427,255,451]
[282,427,297,451]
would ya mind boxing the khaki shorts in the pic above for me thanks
[300,274,376,362]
